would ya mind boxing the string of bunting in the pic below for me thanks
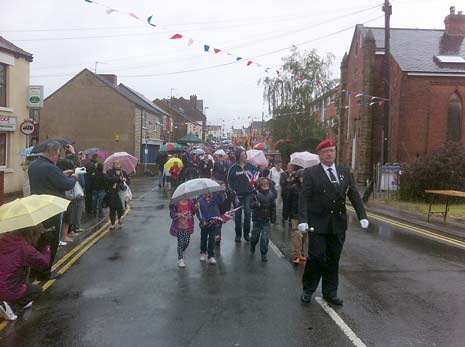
[81,0,334,85]
[81,0,390,103]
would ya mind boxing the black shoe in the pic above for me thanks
[261,254,267,262]
[323,296,343,306]
[244,236,250,242]
[300,292,312,303]
[234,236,241,243]
[250,245,255,254]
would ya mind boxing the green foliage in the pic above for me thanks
[399,142,465,201]
[260,46,336,160]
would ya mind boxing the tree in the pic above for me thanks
[260,46,337,159]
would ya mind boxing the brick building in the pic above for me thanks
[166,96,207,141]
[339,6,465,183]
[310,87,339,139]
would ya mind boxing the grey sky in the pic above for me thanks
[1,0,448,129]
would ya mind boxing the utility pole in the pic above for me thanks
[382,0,392,164]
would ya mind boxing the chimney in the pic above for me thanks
[445,6,465,36]
[97,74,118,85]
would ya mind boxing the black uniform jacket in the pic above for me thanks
[298,164,367,235]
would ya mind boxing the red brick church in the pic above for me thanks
[338,6,465,183]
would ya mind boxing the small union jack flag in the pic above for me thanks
[209,206,243,225]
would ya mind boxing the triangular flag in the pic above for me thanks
[170,33,183,40]
[276,70,280,75]
[187,38,194,46]
[106,8,117,14]
[378,100,385,106]
[256,63,262,67]
[236,57,242,61]
[247,61,253,66]
[265,68,270,73]
[296,76,302,81]
[128,13,139,19]
[204,45,210,52]
[214,48,221,54]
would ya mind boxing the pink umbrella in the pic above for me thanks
[104,152,138,173]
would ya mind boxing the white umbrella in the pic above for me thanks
[214,149,226,156]
[171,178,224,204]
[246,149,268,167]
[290,151,320,168]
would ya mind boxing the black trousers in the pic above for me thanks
[302,232,346,297]
[8,283,42,313]
[200,226,216,258]
[32,213,62,279]
[282,193,290,221]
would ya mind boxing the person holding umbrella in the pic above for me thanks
[28,141,78,281]
[0,194,70,320]
[105,160,130,230]
[0,225,51,320]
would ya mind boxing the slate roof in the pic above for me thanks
[359,25,465,73]
[0,36,33,62]
[117,84,170,117]
[169,97,206,122]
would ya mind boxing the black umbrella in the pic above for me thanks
[31,138,75,154]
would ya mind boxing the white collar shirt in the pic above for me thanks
[321,163,340,184]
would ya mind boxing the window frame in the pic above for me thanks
[0,132,7,168]
[0,63,6,107]
[446,92,463,142]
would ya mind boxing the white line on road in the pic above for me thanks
[315,297,367,347]
[269,240,285,258]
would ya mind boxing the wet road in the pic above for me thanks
[1,177,465,346]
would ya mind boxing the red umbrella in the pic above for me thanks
[253,143,269,150]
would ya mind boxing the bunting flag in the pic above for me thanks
[204,45,210,52]
[247,61,253,66]
[214,48,221,54]
[170,33,183,40]
[83,0,156,26]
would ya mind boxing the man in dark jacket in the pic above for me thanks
[156,152,168,188]
[28,141,77,280]
[226,149,258,242]
[298,139,369,305]
[199,155,213,178]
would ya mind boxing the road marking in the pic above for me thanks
[315,297,367,347]
[269,240,285,258]
[51,220,110,271]
[348,207,465,250]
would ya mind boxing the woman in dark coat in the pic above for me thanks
[105,160,130,229]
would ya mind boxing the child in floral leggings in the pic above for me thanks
[169,199,197,268]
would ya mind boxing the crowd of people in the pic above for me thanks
[0,141,132,321]
[0,137,370,322]
[165,139,370,307]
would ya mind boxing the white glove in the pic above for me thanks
[360,219,369,229]
[74,167,87,174]
[298,223,308,232]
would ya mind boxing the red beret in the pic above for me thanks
[316,139,336,152]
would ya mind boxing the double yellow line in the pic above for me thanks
[0,208,130,332]
[348,207,465,249]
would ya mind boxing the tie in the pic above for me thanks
[327,168,340,190]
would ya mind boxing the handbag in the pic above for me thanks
[65,181,84,200]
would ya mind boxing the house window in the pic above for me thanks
[447,92,462,142]
[0,64,6,107]
[0,133,6,167]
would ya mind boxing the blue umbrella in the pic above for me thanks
[18,146,40,157]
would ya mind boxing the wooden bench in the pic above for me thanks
[424,190,465,222]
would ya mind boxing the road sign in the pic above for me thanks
[20,120,35,135]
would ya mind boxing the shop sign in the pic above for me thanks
[27,85,44,108]
[0,116,17,132]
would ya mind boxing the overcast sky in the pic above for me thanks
[1,0,448,129]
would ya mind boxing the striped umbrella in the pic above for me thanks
[253,143,269,150]
[160,143,184,153]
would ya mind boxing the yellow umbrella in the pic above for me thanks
[0,195,70,234]
[164,157,184,170]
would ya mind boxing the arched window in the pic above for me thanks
[447,92,463,142]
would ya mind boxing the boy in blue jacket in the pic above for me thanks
[197,192,224,265]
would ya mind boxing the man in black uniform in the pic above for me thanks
[298,139,369,305]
